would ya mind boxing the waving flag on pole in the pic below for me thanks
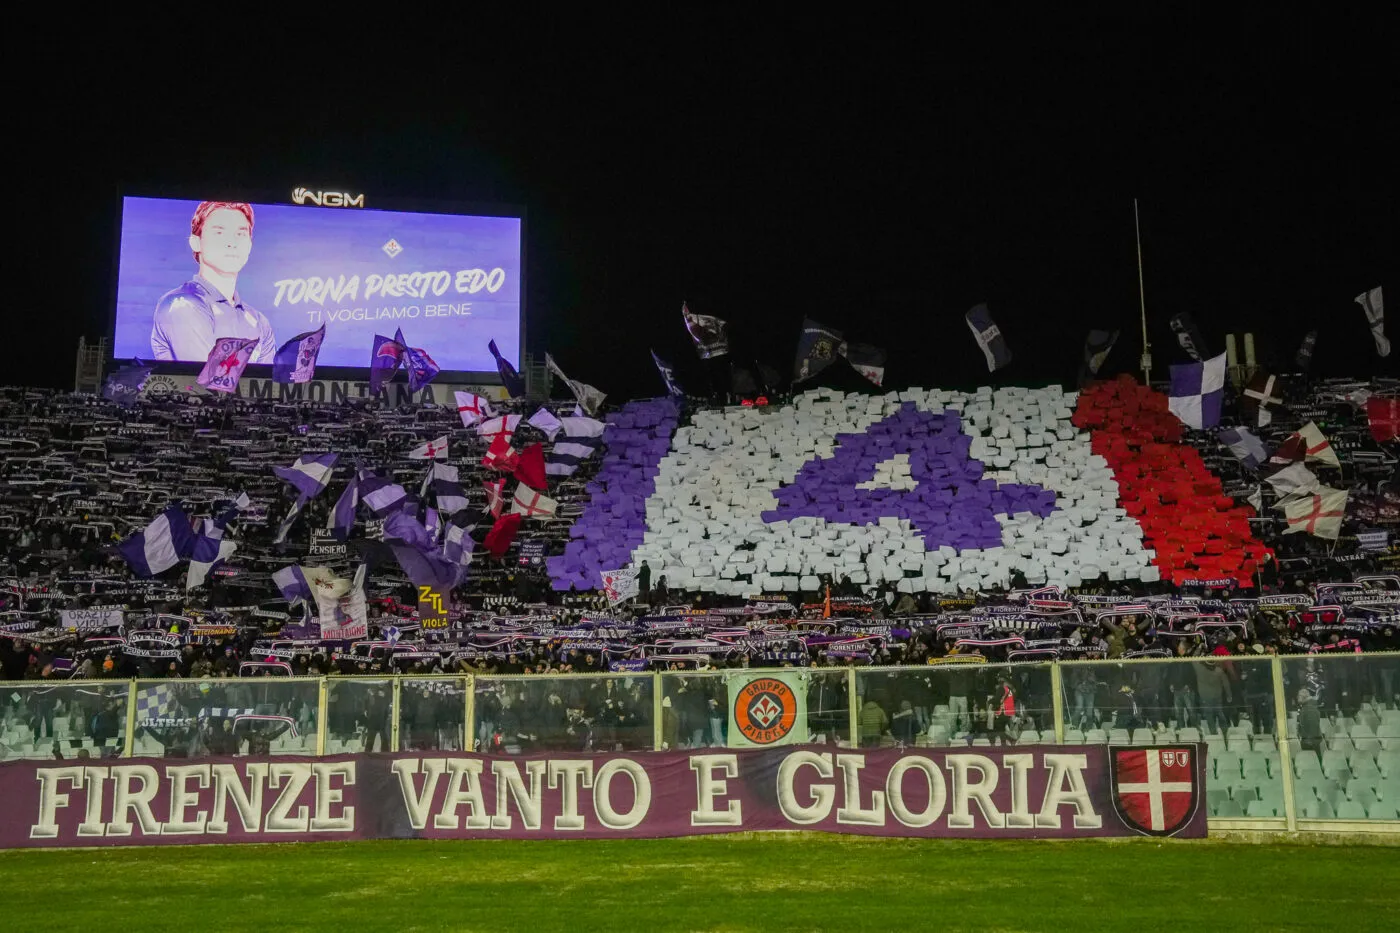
[484,512,524,558]
[1296,421,1340,468]
[103,360,153,405]
[454,391,494,427]
[794,318,846,382]
[1367,396,1399,443]
[272,325,326,384]
[488,339,525,397]
[546,416,606,477]
[327,475,360,541]
[421,463,469,515]
[359,470,411,517]
[682,303,729,359]
[528,407,564,440]
[1295,330,1318,372]
[1168,312,1208,362]
[272,453,339,544]
[1240,371,1284,427]
[1080,329,1119,383]
[369,334,406,394]
[1219,427,1268,471]
[443,519,475,570]
[484,477,507,518]
[965,304,1011,372]
[186,492,249,591]
[1279,487,1349,540]
[843,343,887,386]
[197,336,258,393]
[117,505,197,577]
[511,484,558,519]
[394,328,441,392]
[513,442,548,491]
[408,435,449,460]
[1167,352,1227,430]
[545,353,606,416]
[651,349,684,397]
[483,434,520,472]
[1354,287,1389,357]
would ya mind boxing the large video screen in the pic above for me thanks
[113,196,522,373]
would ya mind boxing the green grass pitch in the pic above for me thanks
[2,836,1397,931]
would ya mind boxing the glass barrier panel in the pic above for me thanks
[1061,656,1284,819]
[858,662,1055,749]
[326,679,393,754]
[475,674,655,755]
[658,671,727,750]
[130,677,320,758]
[0,682,130,762]
[1282,653,1400,821]
[806,669,853,747]
[397,677,468,752]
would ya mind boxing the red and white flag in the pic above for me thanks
[476,414,521,444]
[453,391,493,427]
[483,477,506,518]
[408,435,449,460]
[1297,421,1340,468]
[1367,396,1399,443]
[482,434,520,472]
[1280,486,1348,540]
[511,483,557,519]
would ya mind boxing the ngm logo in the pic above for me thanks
[292,187,365,208]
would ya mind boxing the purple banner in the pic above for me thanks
[0,744,1206,848]
[114,196,522,373]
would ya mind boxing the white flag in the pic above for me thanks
[546,353,606,416]
[1297,421,1340,468]
[1280,487,1348,540]
[511,484,558,519]
[408,435,449,460]
[527,407,564,440]
[600,567,639,604]
[453,391,493,427]
[1355,286,1389,357]
[1265,462,1321,498]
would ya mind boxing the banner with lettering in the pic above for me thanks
[0,744,1206,848]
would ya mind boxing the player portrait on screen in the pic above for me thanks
[149,201,277,363]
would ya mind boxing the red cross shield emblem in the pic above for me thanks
[1109,746,1201,837]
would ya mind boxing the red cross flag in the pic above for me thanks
[408,435,449,460]
[482,434,520,472]
[453,391,494,427]
[475,414,521,444]
[483,477,507,518]
[1111,747,1199,836]
[1296,421,1340,468]
[511,483,558,519]
[1281,486,1348,540]
[1368,396,1399,443]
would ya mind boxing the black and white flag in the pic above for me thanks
[965,303,1011,372]
[1080,329,1119,382]
[1169,312,1208,361]
[1355,287,1389,357]
[1295,330,1318,372]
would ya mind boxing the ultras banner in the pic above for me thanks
[0,744,1206,849]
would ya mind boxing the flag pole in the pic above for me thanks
[1134,199,1152,387]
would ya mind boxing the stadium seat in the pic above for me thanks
[1212,798,1244,818]
[1293,749,1322,777]
[1085,729,1108,744]
[1245,799,1279,818]
[1108,728,1131,745]
[1320,750,1351,780]
[1131,728,1154,745]
[1017,729,1042,744]
[1350,724,1380,754]
[1212,750,1243,782]
[1300,800,1337,819]
[1064,728,1085,744]
[1154,727,1178,744]
[1327,734,1355,755]
[1225,733,1251,754]
[1349,786,1381,813]
[1377,750,1400,778]
[1251,734,1277,753]
[1349,755,1382,783]
[1241,753,1271,781]
[1177,727,1201,743]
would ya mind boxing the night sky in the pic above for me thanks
[16,20,1395,398]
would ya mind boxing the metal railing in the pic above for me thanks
[4,652,1398,832]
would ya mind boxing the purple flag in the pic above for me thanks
[488,338,525,397]
[369,334,406,394]
[197,337,258,393]
[103,360,153,405]
[328,475,360,541]
[272,324,326,384]
[394,328,441,393]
